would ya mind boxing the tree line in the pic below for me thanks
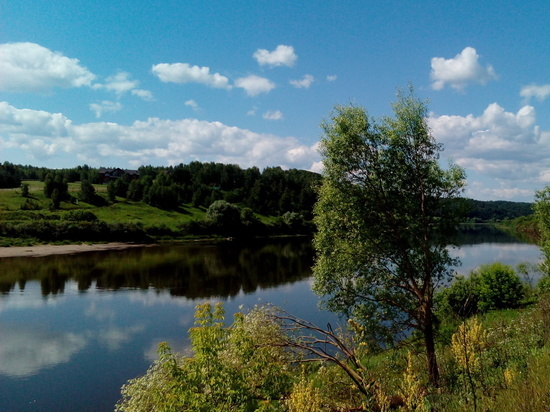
[2,161,320,218]
[0,161,535,223]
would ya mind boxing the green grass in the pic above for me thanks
[0,181,208,228]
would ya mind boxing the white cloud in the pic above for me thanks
[96,72,138,94]
[429,102,548,201]
[152,62,231,89]
[520,84,550,102]
[0,42,96,93]
[290,74,314,89]
[0,102,320,171]
[235,75,275,96]
[263,110,284,120]
[131,89,154,101]
[430,47,497,91]
[89,101,123,118]
[93,72,154,101]
[326,75,337,82]
[253,45,297,67]
[184,99,200,110]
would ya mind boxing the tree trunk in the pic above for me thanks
[423,301,440,387]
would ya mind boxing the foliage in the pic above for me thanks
[64,210,98,222]
[451,317,487,411]
[0,162,22,188]
[534,186,550,274]
[476,263,524,312]
[437,275,481,319]
[206,200,242,231]
[43,172,69,200]
[116,303,293,412]
[465,199,533,222]
[539,275,550,295]
[115,289,550,412]
[285,370,323,412]
[437,263,526,326]
[21,183,29,197]
[20,198,41,211]
[312,87,466,385]
[79,179,96,203]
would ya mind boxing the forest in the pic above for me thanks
[0,161,534,224]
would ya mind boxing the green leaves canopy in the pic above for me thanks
[313,89,466,346]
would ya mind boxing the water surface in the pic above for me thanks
[0,230,541,411]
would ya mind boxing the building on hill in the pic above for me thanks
[98,168,139,183]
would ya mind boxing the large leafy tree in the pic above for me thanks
[313,88,466,386]
[534,187,550,275]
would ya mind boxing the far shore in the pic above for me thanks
[0,242,154,258]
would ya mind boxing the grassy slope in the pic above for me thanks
[0,181,207,230]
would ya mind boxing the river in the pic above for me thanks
[0,227,541,411]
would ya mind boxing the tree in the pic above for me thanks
[534,187,550,275]
[206,200,242,232]
[312,88,466,386]
[21,183,30,197]
[79,179,97,204]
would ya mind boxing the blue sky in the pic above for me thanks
[1,0,548,201]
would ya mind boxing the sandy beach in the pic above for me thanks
[0,243,152,258]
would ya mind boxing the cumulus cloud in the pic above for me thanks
[326,75,337,82]
[290,74,314,89]
[235,75,275,96]
[89,101,123,118]
[152,63,231,89]
[0,102,320,171]
[263,110,284,120]
[253,45,297,67]
[520,84,550,102]
[430,47,497,91]
[429,103,548,201]
[0,42,96,93]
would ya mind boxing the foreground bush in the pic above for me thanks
[117,296,549,412]
[116,303,294,412]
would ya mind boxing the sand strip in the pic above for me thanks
[0,243,152,258]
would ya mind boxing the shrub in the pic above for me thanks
[206,200,242,232]
[20,198,41,211]
[477,263,524,312]
[538,275,550,295]
[116,303,293,412]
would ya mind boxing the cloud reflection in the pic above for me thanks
[0,324,87,377]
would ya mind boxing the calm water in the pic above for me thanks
[0,229,541,411]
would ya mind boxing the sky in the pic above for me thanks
[0,0,549,202]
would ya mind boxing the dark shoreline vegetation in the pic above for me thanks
[0,160,538,247]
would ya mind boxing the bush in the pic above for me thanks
[438,275,481,319]
[477,263,524,312]
[206,200,242,232]
[538,275,550,295]
[438,263,526,320]
[20,198,41,211]
[116,303,293,412]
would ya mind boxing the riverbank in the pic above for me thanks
[0,242,153,258]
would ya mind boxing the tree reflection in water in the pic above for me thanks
[0,238,314,299]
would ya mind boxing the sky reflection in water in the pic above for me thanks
[0,233,542,411]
